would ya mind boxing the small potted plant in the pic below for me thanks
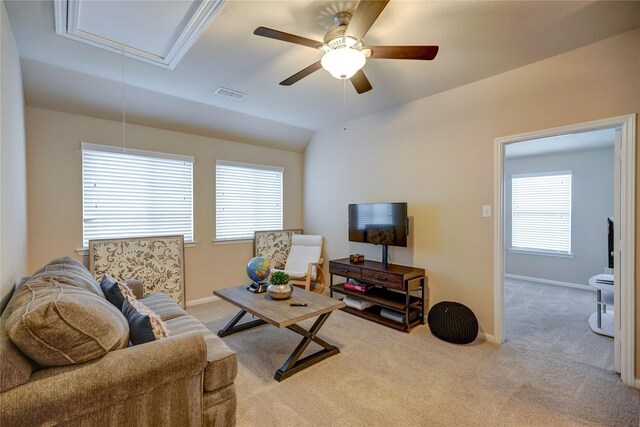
[267,271,292,300]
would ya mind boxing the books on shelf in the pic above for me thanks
[343,279,372,293]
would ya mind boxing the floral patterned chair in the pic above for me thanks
[253,229,302,271]
[88,235,185,307]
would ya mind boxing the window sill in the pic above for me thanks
[508,248,574,258]
[76,240,198,255]
[213,239,253,245]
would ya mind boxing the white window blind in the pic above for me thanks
[216,160,283,241]
[81,143,194,247]
[511,172,572,253]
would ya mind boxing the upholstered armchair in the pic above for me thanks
[272,234,325,293]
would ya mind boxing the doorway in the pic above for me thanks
[503,130,615,372]
[493,114,636,386]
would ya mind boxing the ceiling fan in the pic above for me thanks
[253,0,439,94]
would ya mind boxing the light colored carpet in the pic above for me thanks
[505,278,614,372]
[188,285,639,427]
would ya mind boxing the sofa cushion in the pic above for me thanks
[121,298,169,345]
[30,256,104,298]
[0,311,35,392]
[100,275,136,310]
[141,292,188,321]
[165,316,237,391]
[6,281,129,367]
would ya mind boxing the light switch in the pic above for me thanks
[482,205,492,218]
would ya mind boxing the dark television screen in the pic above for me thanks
[348,203,408,247]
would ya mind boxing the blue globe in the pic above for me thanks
[247,257,270,284]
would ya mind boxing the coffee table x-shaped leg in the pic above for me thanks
[218,310,339,381]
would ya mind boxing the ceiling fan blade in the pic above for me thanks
[280,61,323,86]
[345,0,390,41]
[254,27,322,49]
[369,45,439,60]
[350,70,373,94]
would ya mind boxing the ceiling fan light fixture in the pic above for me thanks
[321,47,366,80]
[344,36,358,47]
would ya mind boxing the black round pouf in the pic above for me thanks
[428,301,478,344]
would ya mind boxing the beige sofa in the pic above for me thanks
[0,257,236,426]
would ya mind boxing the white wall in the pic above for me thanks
[504,148,614,285]
[26,107,304,302]
[0,2,28,300]
[303,28,640,343]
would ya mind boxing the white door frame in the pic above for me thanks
[613,128,622,374]
[493,114,636,387]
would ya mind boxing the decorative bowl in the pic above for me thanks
[267,283,293,300]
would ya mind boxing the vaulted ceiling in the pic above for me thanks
[5,1,640,152]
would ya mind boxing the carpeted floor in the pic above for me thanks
[188,283,639,426]
[504,278,614,372]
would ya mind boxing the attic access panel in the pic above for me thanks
[54,0,226,69]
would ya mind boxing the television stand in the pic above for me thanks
[329,258,427,333]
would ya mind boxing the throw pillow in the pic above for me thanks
[6,282,129,367]
[121,298,169,345]
[100,275,136,310]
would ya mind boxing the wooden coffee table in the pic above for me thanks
[213,285,346,381]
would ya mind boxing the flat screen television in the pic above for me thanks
[349,203,408,267]
[349,202,408,246]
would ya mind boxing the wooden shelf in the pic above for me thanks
[330,284,422,311]
[341,306,423,332]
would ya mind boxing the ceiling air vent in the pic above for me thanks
[214,87,247,101]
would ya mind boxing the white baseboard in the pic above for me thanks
[186,295,220,307]
[505,274,594,291]
[478,332,497,343]
[635,378,640,389]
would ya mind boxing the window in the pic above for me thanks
[216,160,283,241]
[81,143,194,247]
[511,171,572,254]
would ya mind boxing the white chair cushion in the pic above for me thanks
[283,235,323,280]
[271,269,307,279]
[291,234,323,247]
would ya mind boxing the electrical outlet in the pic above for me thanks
[482,205,492,218]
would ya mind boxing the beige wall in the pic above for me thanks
[1,2,28,300]
[304,29,640,374]
[26,107,303,302]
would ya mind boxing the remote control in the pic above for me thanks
[290,303,308,307]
